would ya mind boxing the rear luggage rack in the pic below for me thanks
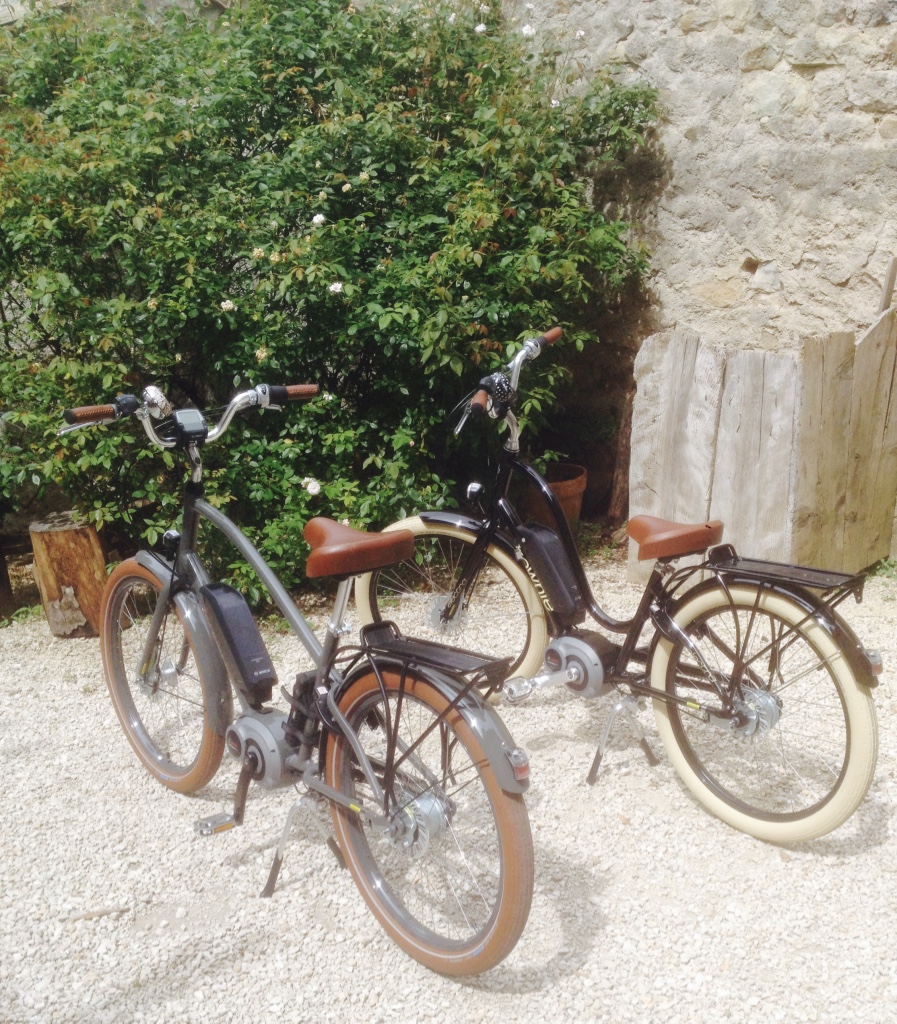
[357,621,512,690]
[707,544,866,602]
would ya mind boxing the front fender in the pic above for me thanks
[134,551,234,733]
[391,510,521,564]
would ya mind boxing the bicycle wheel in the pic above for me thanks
[324,667,534,975]
[101,559,225,793]
[651,583,878,843]
[355,517,547,678]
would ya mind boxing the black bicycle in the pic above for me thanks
[357,329,882,844]
[60,381,534,976]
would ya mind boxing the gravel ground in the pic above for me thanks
[2,553,897,1024]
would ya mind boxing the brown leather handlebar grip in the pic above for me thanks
[470,389,489,416]
[284,384,319,400]
[541,327,562,345]
[62,404,116,425]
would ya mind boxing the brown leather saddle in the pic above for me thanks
[304,517,415,579]
[627,514,723,561]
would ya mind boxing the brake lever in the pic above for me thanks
[57,418,115,436]
[453,408,471,436]
[450,390,477,436]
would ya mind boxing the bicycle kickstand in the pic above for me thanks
[586,695,660,785]
[261,793,346,898]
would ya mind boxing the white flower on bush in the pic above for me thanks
[146,297,158,310]
[342,182,352,192]
[340,517,350,525]
[255,346,268,362]
[318,190,328,201]
[269,252,283,263]
[329,281,343,294]
[522,24,535,36]
[358,171,370,183]
[302,477,321,496]
[220,299,236,312]
[448,11,456,22]
[312,213,326,226]
[475,23,486,33]
[251,247,265,259]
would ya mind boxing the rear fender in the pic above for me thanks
[660,575,879,688]
[338,658,530,794]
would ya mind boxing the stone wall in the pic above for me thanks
[522,0,897,348]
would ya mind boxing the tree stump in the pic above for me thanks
[29,513,107,637]
[0,554,14,619]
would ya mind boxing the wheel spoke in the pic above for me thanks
[659,586,863,826]
[358,522,542,677]
[326,669,532,973]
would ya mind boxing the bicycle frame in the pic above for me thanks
[437,402,879,707]
[66,381,539,973]
[136,429,528,794]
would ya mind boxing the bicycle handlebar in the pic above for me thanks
[267,384,320,404]
[453,327,561,437]
[62,393,141,426]
[59,382,319,446]
[469,389,490,416]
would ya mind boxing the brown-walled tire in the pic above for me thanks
[101,559,224,793]
[324,668,534,975]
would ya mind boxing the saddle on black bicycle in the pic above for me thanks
[627,514,724,561]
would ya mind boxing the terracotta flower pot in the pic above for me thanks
[520,463,588,534]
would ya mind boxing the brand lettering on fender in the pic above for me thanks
[520,556,554,612]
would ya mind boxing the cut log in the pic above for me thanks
[29,513,106,637]
[0,556,14,619]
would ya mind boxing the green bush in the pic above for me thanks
[0,0,656,589]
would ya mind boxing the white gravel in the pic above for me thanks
[3,555,897,1024]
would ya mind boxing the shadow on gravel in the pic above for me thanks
[460,845,607,994]
[786,791,894,858]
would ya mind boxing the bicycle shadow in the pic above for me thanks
[784,789,894,857]
[459,839,608,994]
[207,769,610,992]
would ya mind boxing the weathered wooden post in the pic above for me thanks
[29,512,107,637]
[629,307,897,579]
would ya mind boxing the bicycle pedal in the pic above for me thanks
[194,812,238,836]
